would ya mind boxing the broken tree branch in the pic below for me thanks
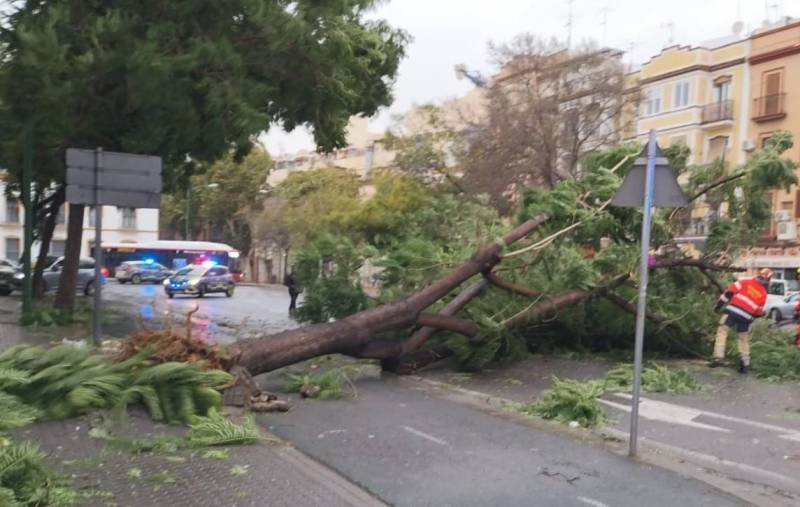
[416,313,480,340]
[649,259,744,272]
[484,272,541,298]
[233,214,550,375]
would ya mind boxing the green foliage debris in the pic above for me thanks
[285,370,346,400]
[749,320,800,382]
[520,377,606,428]
[603,363,702,394]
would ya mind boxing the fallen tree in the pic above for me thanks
[223,133,798,378]
[232,214,549,375]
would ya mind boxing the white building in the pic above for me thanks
[1,179,159,262]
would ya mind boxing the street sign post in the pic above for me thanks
[66,148,162,345]
[611,130,688,457]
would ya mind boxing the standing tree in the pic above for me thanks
[0,0,407,311]
[462,36,638,213]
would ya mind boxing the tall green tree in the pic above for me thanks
[0,0,407,311]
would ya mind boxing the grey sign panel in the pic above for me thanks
[66,185,161,209]
[65,148,163,208]
[611,166,689,208]
[66,166,162,192]
[67,148,161,175]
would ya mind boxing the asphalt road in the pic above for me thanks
[102,281,298,343]
[259,377,745,507]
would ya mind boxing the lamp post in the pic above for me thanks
[21,119,33,316]
[611,129,688,457]
[185,182,220,240]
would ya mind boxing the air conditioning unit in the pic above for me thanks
[778,221,797,240]
[775,210,792,222]
[742,139,756,151]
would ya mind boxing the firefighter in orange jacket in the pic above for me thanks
[710,268,771,373]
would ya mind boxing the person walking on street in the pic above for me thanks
[284,271,299,313]
[710,268,772,374]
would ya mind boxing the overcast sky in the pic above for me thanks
[264,0,800,155]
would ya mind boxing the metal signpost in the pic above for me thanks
[611,129,687,457]
[66,148,162,345]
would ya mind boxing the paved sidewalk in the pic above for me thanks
[415,356,800,505]
[13,408,386,507]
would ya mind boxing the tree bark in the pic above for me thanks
[54,203,85,311]
[233,214,549,375]
[33,186,65,299]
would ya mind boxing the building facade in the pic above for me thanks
[739,19,800,279]
[1,178,159,263]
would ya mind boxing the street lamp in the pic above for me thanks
[185,182,220,240]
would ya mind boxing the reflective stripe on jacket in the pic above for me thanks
[720,278,767,321]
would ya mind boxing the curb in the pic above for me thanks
[400,375,799,507]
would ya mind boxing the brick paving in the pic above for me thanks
[14,408,386,507]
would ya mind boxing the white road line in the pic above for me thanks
[576,496,610,507]
[598,398,731,432]
[402,425,448,446]
[611,393,800,441]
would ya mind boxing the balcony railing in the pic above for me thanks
[753,93,786,121]
[700,100,733,124]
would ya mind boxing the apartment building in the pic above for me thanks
[1,177,158,263]
[739,19,800,278]
[626,35,751,251]
[267,116,394,187]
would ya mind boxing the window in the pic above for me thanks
[644,88,661,115]
[673,80,690,108]
[51,240,66,256]
[706,136,728,163]
[4,238,20,262]
[762,70,783,115]
[78,259,95,269]
[715,81,730,102]
[5,198,19,223]
[760,133,775,149]
[120,208,136,228]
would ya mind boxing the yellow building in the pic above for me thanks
[626,35,750,248]
[628,37,750,164]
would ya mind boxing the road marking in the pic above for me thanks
[402,425,448,446]
[598,398,731,432]
[576,497,610,507]
[610,393,800,441]
[317,429,347,439]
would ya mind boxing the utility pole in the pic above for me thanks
[566,0,575,49]
[21,119,33,317]
[185,185,191,240]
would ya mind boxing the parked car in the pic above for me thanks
[163,264,235,298]
[0,259,18,270]
[0,262,16,296]
[39,257,105,296]
[764,292,800,322]
[116,261,172,284]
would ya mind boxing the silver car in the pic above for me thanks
[764,293,800,322]
[40,257,103,296]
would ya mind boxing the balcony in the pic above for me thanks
[753,93,786,122]
[700,100,734,125]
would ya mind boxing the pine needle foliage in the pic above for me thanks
[285,370,345,400]
[749,320,800,382]
[603,363,702,394]
[186,409,261,447]
[520,377,606,428]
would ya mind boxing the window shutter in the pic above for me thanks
[795,190,800,218]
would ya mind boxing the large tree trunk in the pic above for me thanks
[54,203,85,311]
[33,186,65,299]
[232,215,549,375]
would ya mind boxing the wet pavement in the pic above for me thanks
[417,356,800,504]
[102,282,299,344]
